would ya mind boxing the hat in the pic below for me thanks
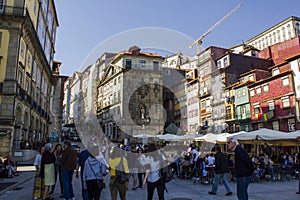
[45,143,52,150]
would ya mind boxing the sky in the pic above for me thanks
[54,0,300,76]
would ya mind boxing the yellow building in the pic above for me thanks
[0,0,59,156]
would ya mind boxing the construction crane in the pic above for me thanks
[189,3,242,51]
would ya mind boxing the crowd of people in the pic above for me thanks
[29,138,299,200]
[32,140,77,200]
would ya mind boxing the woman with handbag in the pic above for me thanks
[109,147,129,200]
[83,146,107,200]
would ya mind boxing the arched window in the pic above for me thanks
[282,27,286,40]
[287,24,292,39]
[277,30,281,42]
[273,32,276,43]
[296,22,300,36]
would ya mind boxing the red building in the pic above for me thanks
[249,70,297,132]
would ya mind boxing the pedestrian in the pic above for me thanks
[127,148,138,190]
[227,138,254,200]
[208,144,233,196]
[76,148,90,200]
[83,145,108,200]
[109,147,129,200]
[137,148,146,188]
[143,143,165,200]
[50,143,63,194]
[32,146,45,200]
[3,155,17,177]
[60,140,77,200]
[41,143,56,200]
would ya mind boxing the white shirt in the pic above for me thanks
[33,153,42,168]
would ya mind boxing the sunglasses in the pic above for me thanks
[227,141,232,144]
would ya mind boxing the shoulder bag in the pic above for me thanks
[116,157,128,184]
[88,159,106,189]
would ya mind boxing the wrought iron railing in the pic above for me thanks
[0,5,26,16]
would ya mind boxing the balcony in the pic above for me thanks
[32,100,37,110]
[225,113,232,120]
[17,86,26,100]
[0,5,26,16]
[235,112,252,120]
[24,94,31,104]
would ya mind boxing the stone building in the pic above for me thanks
[0,0,59,156]
[96,46,164,143]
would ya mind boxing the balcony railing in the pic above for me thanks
[235,112,251,120]
[24,94,31,104]
[17,86,26,100]
[0,5,26,16]
[225,113,232,120]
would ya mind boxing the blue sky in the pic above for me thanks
[54,0,300,76]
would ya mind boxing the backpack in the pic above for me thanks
[160,160,173,183]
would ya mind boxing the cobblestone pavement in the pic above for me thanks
[1,166,299,200]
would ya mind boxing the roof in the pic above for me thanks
[247,16,300,44]
[239,69,269,77]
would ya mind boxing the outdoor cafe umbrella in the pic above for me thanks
[157,133,180,141]
[231,128,298,144]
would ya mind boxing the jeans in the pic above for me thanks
[211,173,232,193]
[80,171,89,200]
[236,175,252,200]
[147,178,165,200]
[62,170,74,200]
[51,164,63,193]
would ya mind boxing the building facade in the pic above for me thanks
[0,0,59,155]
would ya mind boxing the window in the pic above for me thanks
[277,30,281,42]
[241,106,246,119]
[25,78,30,94]
[217,60,221,68]
[273,32,276,43]
[288,119,295,131]
[153,61,159,71]
[256,86,261,95]
[268,101,275,110]
[282,97,290,108]
[282,27,286,40]
[200,101,205,109]
[250,89,255,97]
[287,24,292,39]
[248,74,254,81]
[223,56,228,67]
[272,121,279,130]
[258,123,264,129]
[20,41,25,58]
[27,52,32,68]
[34,0,37,14]
[125,59,132,68]
[139,60,146,68]
[254,104,260,114]
[282,77,289,86]
[18,67,23,85]
[263,84,269,93]
[237,90,241,97]
[242,88,246,96]
[272,68,280,76]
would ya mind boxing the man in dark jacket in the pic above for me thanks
[60,140,77,200]
[227,138,253,200]
[208,145,232,196]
